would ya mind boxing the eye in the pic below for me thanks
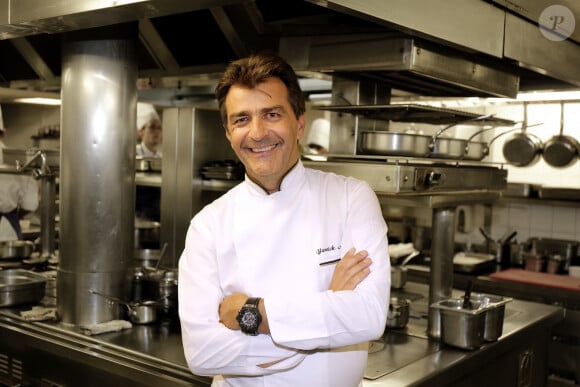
[264,110,282,121]
[231,116,249,127]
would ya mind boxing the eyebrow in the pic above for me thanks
[228,106,285,122]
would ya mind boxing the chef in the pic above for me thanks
[135,102,162,222]
[0,112,40,241]
[136,102,162,157]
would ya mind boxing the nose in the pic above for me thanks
[248,117,268,140]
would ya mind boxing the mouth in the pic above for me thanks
[250,144,277,153]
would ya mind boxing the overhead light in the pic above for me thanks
[13,97,61,106]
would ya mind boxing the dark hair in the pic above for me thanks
[215,52,306,124]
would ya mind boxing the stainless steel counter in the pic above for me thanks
[0,281,563,387]
[363,282,563,386]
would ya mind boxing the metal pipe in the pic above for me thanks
[57,23,138,325]
[428,207,456,339]
[39,173,56,262]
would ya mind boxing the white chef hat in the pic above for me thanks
[137,102,160,130]
[306,118,330,150]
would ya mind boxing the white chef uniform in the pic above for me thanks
[136,142,161,158]
[179,160,390,387]
[0,173,39,241]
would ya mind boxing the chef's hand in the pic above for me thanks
[329,247,372,291]
[219,292,270,334]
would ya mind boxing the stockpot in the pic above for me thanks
[543,102,579,168]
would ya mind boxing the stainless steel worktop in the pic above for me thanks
[0,281,564,386]
[363,282,563,386]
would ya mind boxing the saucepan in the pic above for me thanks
[391,250,420,289]
[542,102,579,168]
[502,103,544,167]
[358,130,432,157]
[90,290,160,324]
[428,114,496,159]
[463,126,524,161]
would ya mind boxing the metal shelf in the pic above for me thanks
[314,104,515,126]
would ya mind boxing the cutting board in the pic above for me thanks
[489,269,580,292]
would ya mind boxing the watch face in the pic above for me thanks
[241,310,259,327]
[237,304,261,335]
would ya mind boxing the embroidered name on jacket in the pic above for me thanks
[317,244,342,266]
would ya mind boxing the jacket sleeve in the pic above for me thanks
[178,208,304,377]
[266,180,390,350]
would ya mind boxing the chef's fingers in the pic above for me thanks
[328,248,372,291]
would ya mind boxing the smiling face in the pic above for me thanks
[224,77,305,193]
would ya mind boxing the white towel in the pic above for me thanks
[20,306,57,321]
[79,319,132,336]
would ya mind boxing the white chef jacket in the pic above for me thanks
[136,143,161,158]
[179,161,390,387]
[0,174,39,241]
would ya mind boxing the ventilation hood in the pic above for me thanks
[0,0,577,103]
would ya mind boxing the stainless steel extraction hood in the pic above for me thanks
[280,35,520,98]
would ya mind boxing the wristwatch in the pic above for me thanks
[236,297,262,335]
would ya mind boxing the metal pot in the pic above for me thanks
[126,300,160,324]
[429,114,494,159]
[386,297,410,329]
[90,290,160,324]
[0,240,34,259]
[429,130,468,159]
[543,102,579,168]
[134,220,160,249]
[134,248,161,268]
[390,266,408,289]
[502,103,543,167]
[358,131,431,157]
[462,126,501,161]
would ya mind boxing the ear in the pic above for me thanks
[296,114,306,140]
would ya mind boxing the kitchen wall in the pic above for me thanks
[1,103,60,148]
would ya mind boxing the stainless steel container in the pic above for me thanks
[390,266,407,289]
[0,269,47,307]
[386,297,410,329]
[431,298,486,350]
[470,293,512,341]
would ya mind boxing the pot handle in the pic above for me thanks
[432,113,495,140]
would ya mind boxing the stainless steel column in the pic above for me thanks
[57,24,138,325]
[427,207,456,338]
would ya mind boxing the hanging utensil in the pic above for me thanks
[543,102,579,168]
[502,103,544,167]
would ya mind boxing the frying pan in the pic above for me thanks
[358,130,431,157]
[502,103,543,167]
[543,102,579,168]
